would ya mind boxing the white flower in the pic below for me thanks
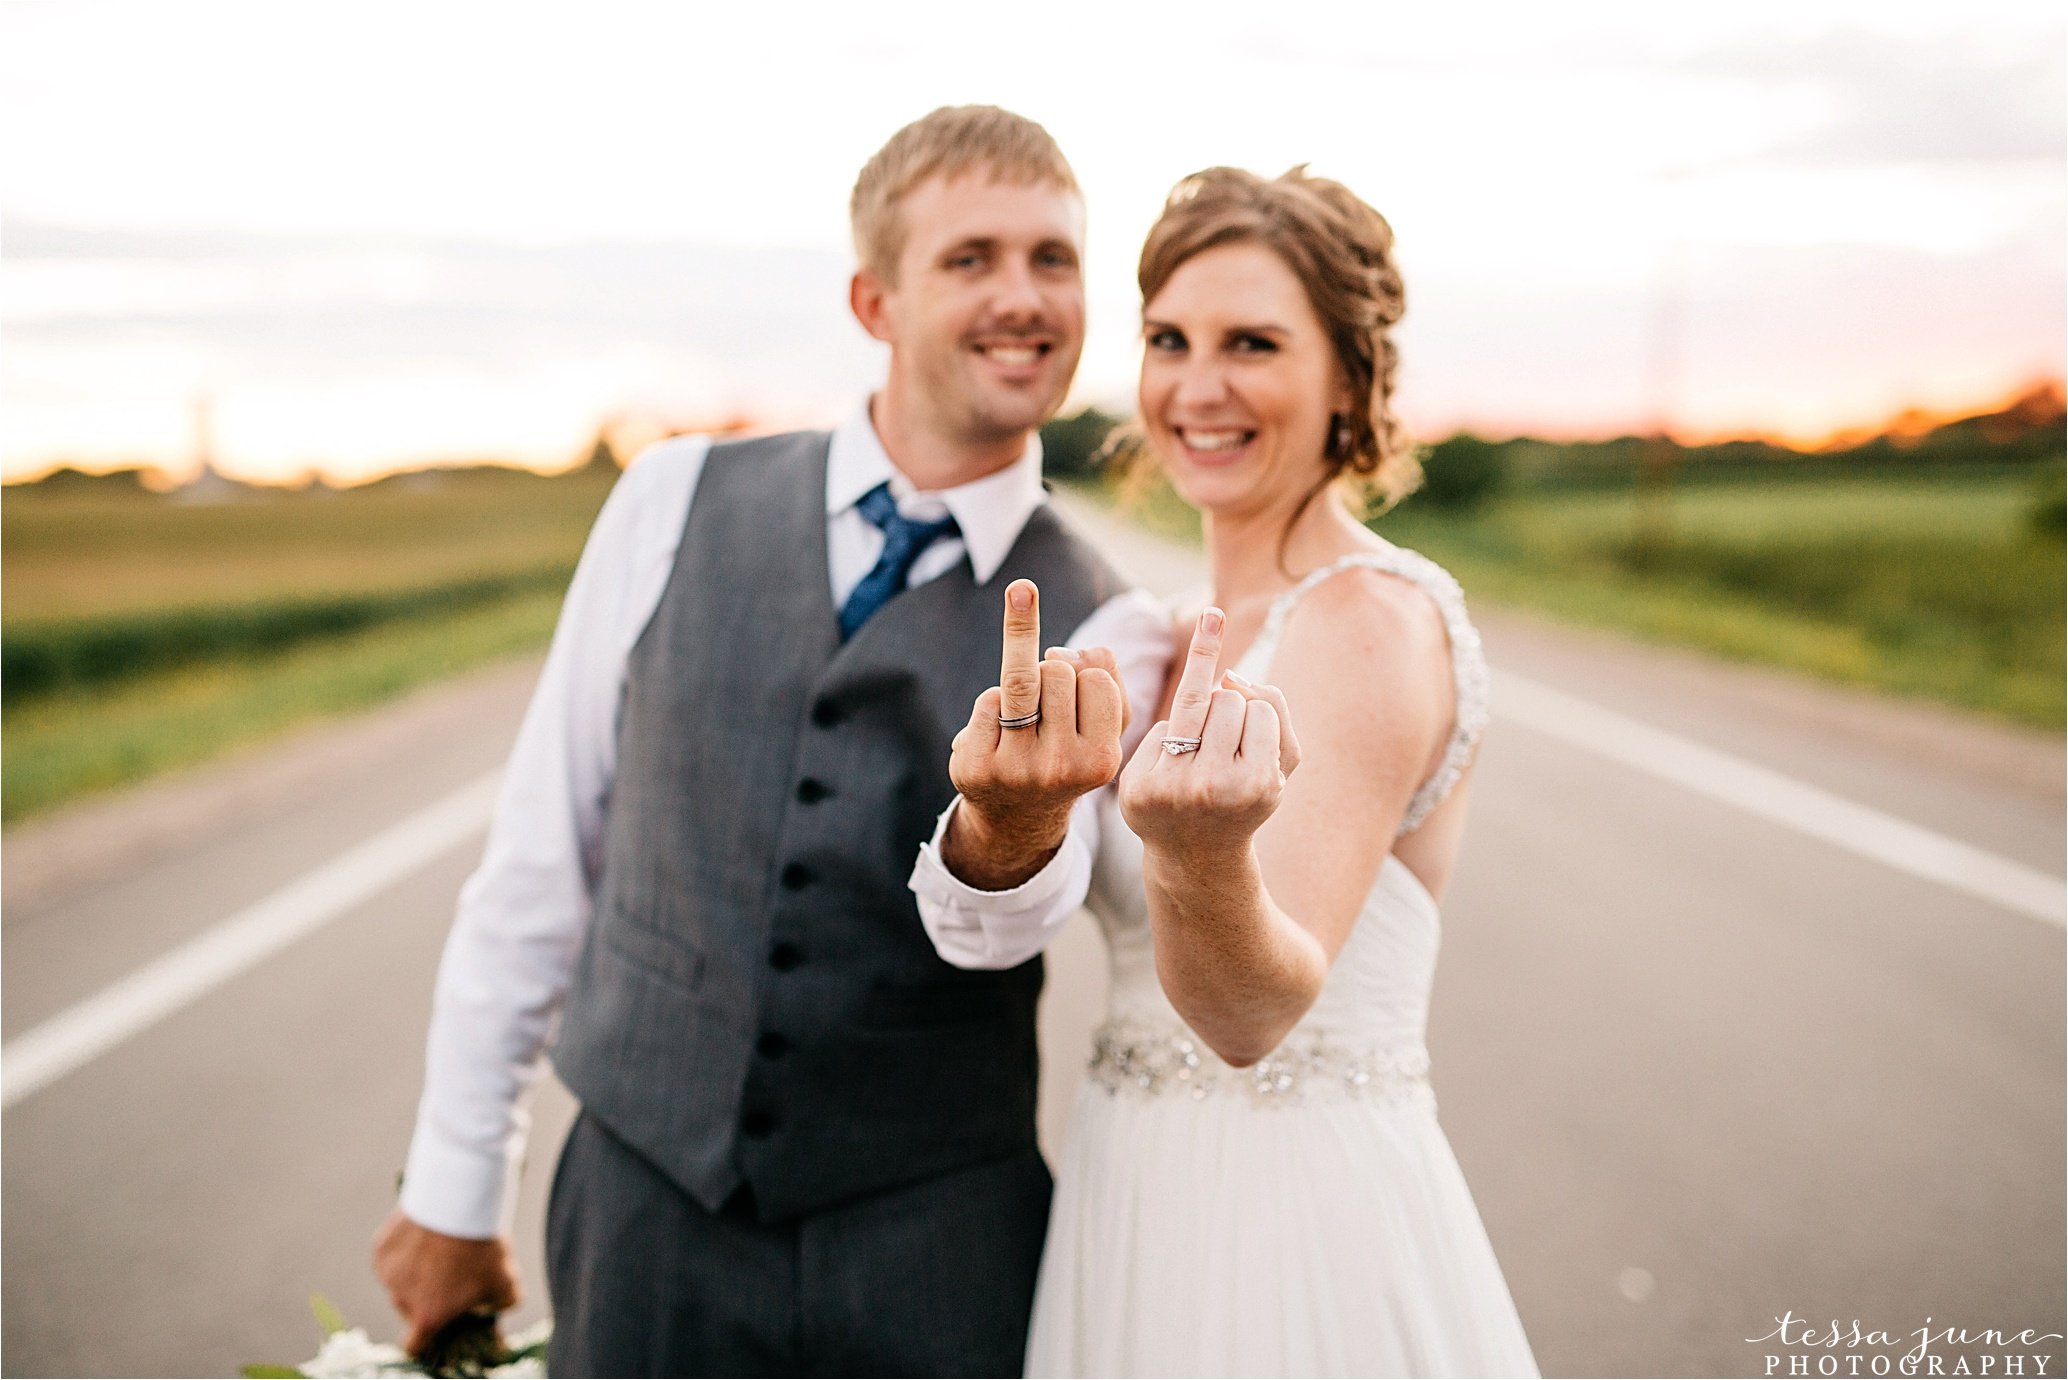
[300,1326,411,1378]
[485,1357,546,1378]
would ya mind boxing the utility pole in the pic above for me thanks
[1636,234,1687,562]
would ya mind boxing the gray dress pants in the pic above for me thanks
[546,1111,1052,1378]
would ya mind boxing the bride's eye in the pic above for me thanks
[1229,333,1278,354]
[1146,327,1186,352]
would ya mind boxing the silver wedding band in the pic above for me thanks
[999,710,1042,730]
[1160,736,1203,756]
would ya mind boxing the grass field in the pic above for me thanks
[5,468,616,619]
[3,468,615,823]
[2,588,566,822]
[3,460,2058,826]
[1104,467,2065,730]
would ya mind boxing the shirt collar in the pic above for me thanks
[825,396,1047,585]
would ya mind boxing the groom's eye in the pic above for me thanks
[945,250,986,271]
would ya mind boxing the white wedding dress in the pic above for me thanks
[1024,545,1540,1379]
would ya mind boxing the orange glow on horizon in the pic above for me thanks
[1697,378,2066,454]
[8,382,2061,493]
[1425,378,2067,453]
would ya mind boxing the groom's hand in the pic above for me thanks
[372,1207,519,1356]
[943,579,1126,891]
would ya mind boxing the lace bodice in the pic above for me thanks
[1084,540,1489,1104]
[1236,544,1490,835]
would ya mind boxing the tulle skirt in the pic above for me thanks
[1024,1083,1539,1378]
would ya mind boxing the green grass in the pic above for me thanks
[2,587,566,823]
[2,468,611,823]
[4,563,575,701]
[3,467,615,619]
[1090,470,2065,731]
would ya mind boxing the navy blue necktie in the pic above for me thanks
[838,482,960,640]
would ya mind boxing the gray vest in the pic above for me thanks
[552,430,1122,1223]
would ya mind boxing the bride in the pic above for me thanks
[917,165,1538,1377]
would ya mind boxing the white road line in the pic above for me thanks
[1,771,501,1110]
[1495,670,2067,928]
[6,659,2060,1109]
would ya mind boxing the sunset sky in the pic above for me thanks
[3,2,2061,485]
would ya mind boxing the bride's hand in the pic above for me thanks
[1119,607,1302,864]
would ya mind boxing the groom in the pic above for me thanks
[373,106,1164,1376]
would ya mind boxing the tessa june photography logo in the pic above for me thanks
[1750,1315,2067,1377]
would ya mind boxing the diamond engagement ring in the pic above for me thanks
[999,710,1042,730]
[1160,736,1204,756]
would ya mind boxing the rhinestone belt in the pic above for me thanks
[1086,1019,1434,1106]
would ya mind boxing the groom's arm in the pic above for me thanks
[909,586,1168,968]
[399,439,706,1238]
[377,438,709,1350]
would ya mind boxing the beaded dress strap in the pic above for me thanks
[1247,545,1490,836]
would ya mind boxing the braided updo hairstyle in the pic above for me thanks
[1136,165,1420,513]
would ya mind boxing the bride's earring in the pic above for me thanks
[1330,414,1353,456]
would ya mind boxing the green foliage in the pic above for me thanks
[1369,473,2064,728]
[1413,435,1508,512]
[1602,530,2061,709]
[16,464,156,492]
[4,564,574,705]
[1076,466,2062,728]
[580,429,621,474]
[1456,384,2064,495]
[1040,407,1124,482]
[310,1293,349,1338]
[2029,462,2065,541]
[3,589,566,822]
[0,467,616,822]
[238,1366,306,1377]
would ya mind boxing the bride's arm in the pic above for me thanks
[1124,575,1454,1066]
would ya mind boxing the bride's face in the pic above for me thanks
[1139,241,1348,523]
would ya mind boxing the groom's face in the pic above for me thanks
[871,171,1086,448]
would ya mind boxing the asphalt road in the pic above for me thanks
[4,498,2062,1378]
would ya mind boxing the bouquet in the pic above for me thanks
[245,1296,550,1379]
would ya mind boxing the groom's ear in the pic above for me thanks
[850,269,895,344]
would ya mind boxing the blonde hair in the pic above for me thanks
[1137,165,1421,512]
[850,105,1080,283]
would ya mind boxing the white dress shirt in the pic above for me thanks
[400,399,1169,1239]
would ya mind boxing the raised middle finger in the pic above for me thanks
[999,579,1043,724]
[1163,607,1225,744]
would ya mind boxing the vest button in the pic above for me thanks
[780,863,813,890]
[756,1032,791,1059]
[795,777,831,804]
[768,942,804,972]
[811,700,843,728]
[741,1109,776,1139]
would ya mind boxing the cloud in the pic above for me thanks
[3,218,880,400]
[1,219,894,477]
[1687,27,2065,167]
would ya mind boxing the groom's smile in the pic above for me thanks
[970,333,1056,382]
